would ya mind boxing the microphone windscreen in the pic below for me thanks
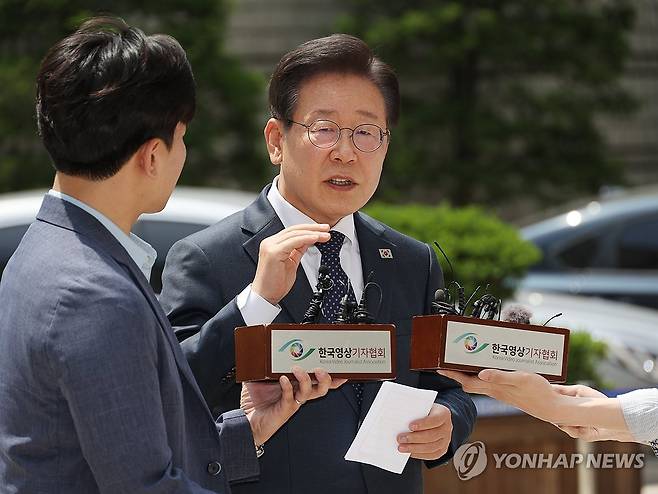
[434,288,447,302]
[502,304,533,325]
[319,265,329,275]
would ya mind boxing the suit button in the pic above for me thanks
[207,461,222,476]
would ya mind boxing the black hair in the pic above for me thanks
[268,34,399,127]
[36,16,195,180]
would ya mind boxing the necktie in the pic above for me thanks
[315,230,363,408]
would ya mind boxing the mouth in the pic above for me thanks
[326,177,356,187]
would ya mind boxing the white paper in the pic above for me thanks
[344,381,438,474]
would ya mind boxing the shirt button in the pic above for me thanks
[207,461,222,476]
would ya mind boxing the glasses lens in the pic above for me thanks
[308,120,339,148]
[353,124,383,152]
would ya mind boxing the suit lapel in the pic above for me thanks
[354,212,395,325]
[353,212,398,418]
[241,186,313,324]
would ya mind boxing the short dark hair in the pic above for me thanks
[268,34,400,128]
[36,16,195,180]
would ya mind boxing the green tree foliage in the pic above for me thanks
[0,1,265,193]
[339,1,636,206]
[364,202,541,299]
[566,331,609,387]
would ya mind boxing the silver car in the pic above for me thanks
[519,188,658,309]
[0,187,256,292]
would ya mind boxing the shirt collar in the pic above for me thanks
[47,189,157,280]
[266,176,356,245]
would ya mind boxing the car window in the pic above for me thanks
[556,236,600,269]
[0,224,31,279]
[133,219,209,293]
[616,217,658,270]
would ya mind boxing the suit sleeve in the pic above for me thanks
[49,288,235,493]
[160,238,246,413]
[419,243,477,468]
[216,409,260,484]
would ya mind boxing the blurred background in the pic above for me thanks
[1,1,657,492]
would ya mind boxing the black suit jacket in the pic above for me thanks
[160,185,476,494]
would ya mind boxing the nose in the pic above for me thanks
[330,129,357,164]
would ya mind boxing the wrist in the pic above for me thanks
[545,393,571,423]
[252,280,280,306]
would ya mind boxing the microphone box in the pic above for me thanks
[235,323,397,382]
[410,314,570,382]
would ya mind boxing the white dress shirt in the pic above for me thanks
[47,190,157,281]
[617,388,658,444]
[236,176,364,326]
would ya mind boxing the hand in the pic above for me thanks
[396,403,453,460]
[252,224,331,305]
[553,383,606,399]
[437,369,563,423]
[551,385,633,442]
[241,366,347,446]
[438,370,630,438]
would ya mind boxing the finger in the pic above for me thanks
[279,375,296,407]
[409,405,451,431]
[276,234,331,259]
[437,370,493,395]
[280,223,331,234]
[478,369,539,387]
[436,370,469,383]
[399,437,451,457]
[398,426,447,446]
[275,227,331,243]
[311,368,331,397]
[329,378,348,389]
[552,385,583,397]
[287,247,303,265]
[291,366,312,404]
[409,446,451,461]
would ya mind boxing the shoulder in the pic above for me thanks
[168,208,247,261]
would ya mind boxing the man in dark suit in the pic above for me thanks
[160,34,477,494]
[0,17,341,493]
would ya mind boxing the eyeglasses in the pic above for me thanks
[286,118,390,153]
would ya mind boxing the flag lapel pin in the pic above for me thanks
[379,248,393,259]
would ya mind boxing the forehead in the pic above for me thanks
[294,72,386,123]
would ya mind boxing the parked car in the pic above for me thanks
[518,188,658,309]
[0,187,256,292]
[508,290,658,389]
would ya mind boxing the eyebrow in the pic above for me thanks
[309,109,383,122]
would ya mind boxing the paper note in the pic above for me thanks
[344,381,438,474]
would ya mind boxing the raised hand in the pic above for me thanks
[252,224,331,305]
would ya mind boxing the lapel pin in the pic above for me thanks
[379,248,393,259]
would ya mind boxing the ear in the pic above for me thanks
[264,118,285,167]
[136,138,161,178]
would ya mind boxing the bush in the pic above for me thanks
[363,202,541,300]
[566,331,609,388]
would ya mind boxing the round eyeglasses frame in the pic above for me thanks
[286,118,391,153]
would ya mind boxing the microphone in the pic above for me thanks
[336,292,357,324]
[501,304,533,325]
[302,265,333,324]
[431,288,459,316]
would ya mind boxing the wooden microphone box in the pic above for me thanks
[235,323,397,382]
[410,314,570,382]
